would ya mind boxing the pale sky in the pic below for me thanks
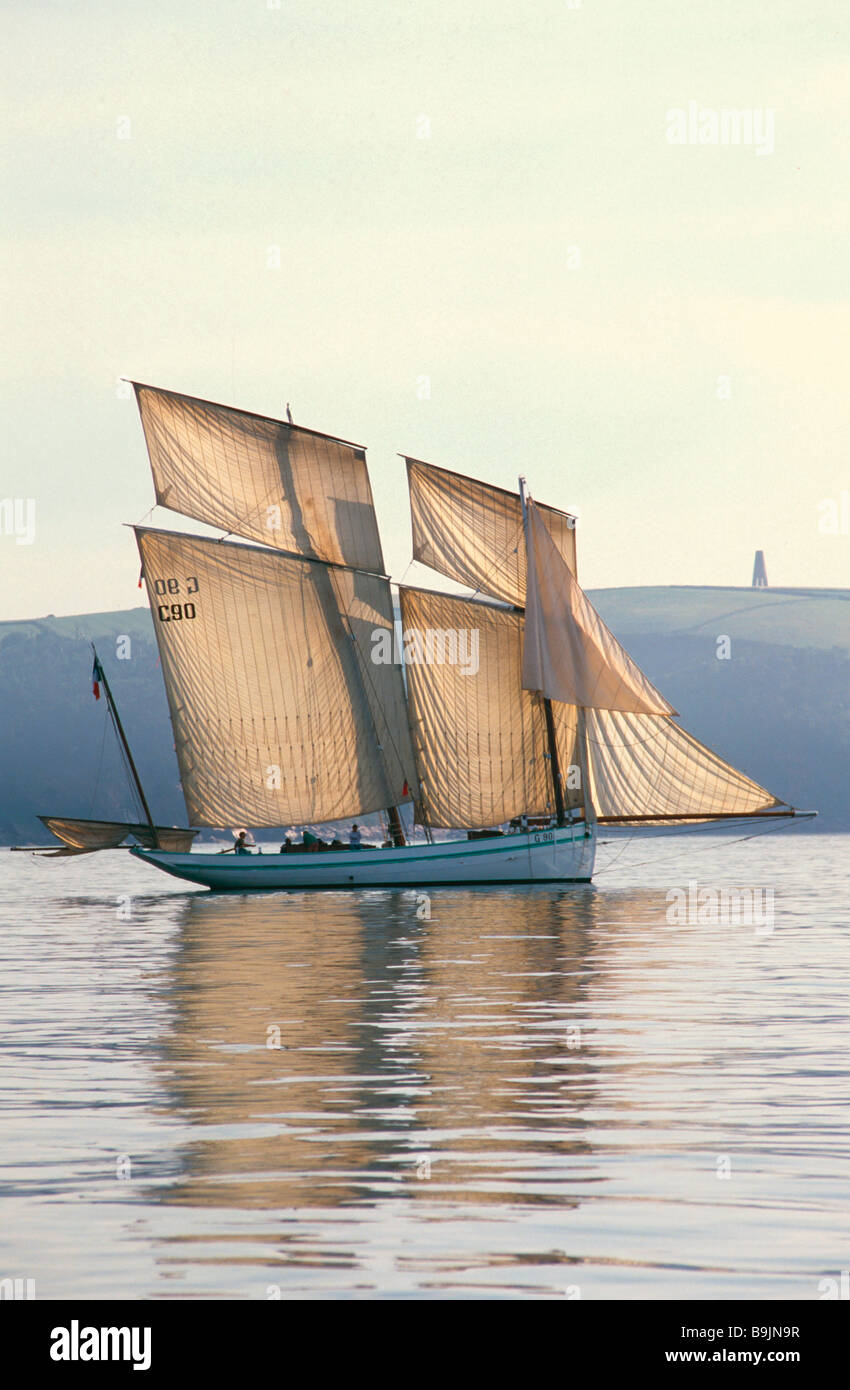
[2,1,848,620]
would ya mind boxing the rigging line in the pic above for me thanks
[593,812,799,876]
[87,711,110,818]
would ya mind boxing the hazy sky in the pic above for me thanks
[2,1,848,620]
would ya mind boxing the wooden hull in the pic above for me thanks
[129,825,596,890]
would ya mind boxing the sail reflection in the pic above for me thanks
[152,888,608,1215]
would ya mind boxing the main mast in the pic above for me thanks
[518,477,567,828]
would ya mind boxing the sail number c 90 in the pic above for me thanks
[158,603,196,622]
[152,576,199,623]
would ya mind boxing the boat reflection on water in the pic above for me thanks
[151,888,611,1216]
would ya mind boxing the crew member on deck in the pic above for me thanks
[234,831,252,855]
[349,824,362,848]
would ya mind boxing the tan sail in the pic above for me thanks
[39,817,197,852]
[398,582,786,827]
[40,817,134,850]
[136,527,418,828]
[399,586,581,828]
[585,709,786,823]
[134,383,385,573]
[406,457,577,605]
[522,498,675,715]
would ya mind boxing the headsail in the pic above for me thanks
[133,383,385,573]
[136,527,418,828]
[405,457,577,605]
[521,497,675,715]
[585,710,786,823]
[398,586,582,828]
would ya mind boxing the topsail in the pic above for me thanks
[406,457,577,605]
[134,384,385,573]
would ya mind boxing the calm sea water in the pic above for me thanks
[1,830,848,1301]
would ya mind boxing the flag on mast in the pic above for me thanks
[92,657,102,701]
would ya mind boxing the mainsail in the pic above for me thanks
[399,586,582,828]
[133,383,385,573]
[136,527,418,827]
[406,457,577,605]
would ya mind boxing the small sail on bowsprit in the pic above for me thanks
[39,817,196,853]
[583,710,785,824]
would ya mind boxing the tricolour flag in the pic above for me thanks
[92,658,102,701]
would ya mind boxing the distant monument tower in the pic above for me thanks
[752,550,768,588]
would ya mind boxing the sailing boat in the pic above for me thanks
[59,382,810,888]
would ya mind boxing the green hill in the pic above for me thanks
[588,585,850,656]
